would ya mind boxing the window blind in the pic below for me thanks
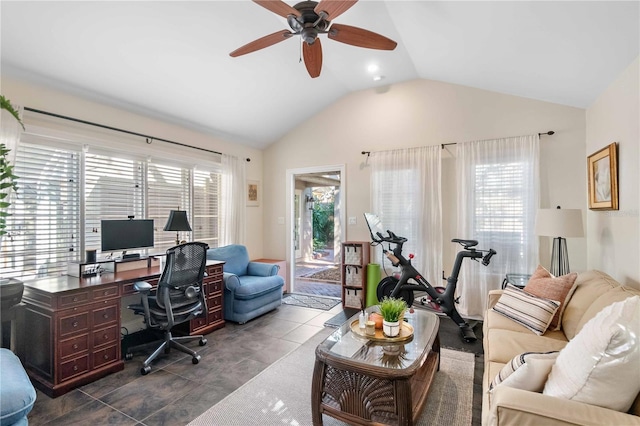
[193,168,220,248]
[148,161,191,251]
[0,142,81,279]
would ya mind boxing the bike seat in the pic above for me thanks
[452,238,478,248]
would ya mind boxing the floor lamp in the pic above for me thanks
[535,206,584,276]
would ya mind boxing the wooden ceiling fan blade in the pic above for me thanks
[303,39,323,78]
[230,30,293,57]
[253,0,300,18]
[314,0,358,21]
[328,23,397,50]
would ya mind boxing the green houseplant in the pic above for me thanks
[0,95,23,237]
[378,297,407,337]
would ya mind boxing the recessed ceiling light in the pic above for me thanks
[373,75,385,82]
[367,64,379,74]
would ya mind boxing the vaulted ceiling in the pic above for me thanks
[2,1,638,149]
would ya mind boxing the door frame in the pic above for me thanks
[286,164,345,294]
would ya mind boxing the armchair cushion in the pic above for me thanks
[207,244,249,276]
[248,261,279,277]
[0,349,36,426]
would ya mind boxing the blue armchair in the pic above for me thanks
[206,244,284,324]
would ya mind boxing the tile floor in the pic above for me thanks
[27,303,343,426]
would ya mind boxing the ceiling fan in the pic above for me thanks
[229,0,397,78]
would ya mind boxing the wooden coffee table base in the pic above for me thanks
[311,331,440,425]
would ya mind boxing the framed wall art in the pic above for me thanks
[587,142,618,210]
[247,180,260,207]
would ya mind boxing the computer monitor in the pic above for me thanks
[100,219,154,253]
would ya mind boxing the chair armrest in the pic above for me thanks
[134,281,153,293]
[247,262,278,277]
[487,290,503,310]
[489,386,640,426]
[222,272,242,292]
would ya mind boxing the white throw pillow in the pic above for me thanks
[492,284,560,335]
[490,351,559,392]
[543,295,640,412]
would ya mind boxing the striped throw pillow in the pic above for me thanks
[492,284,560,335]
[490,351,559,391]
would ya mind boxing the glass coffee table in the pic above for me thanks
[311,309,440,425]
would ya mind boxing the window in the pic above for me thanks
[0,136,221,280]
[0,142,81,280]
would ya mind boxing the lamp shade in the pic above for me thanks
[163,210,192,232]
[535,208,584,238]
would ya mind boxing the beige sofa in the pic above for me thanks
[482,270,640,425]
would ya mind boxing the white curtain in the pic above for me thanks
[219,154,246,246]
[370,146,442,284]
[456,134,540,319]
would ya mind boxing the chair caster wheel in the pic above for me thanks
[125,353,133,361]
[141,366,151,375]
[199,338,207,346]
[192,355,201,364]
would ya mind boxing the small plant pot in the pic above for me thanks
[382,320,401,337]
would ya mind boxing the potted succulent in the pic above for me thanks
[378,297,407,337]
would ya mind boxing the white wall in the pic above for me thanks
[264,78,587,274]
[2,76,266,258]
[586,57,640,288]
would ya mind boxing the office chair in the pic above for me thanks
[126,242,209,375]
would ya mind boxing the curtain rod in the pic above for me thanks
[361,131,555,155]
[23,107,251,161]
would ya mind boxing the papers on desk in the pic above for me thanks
[330,334,366,358]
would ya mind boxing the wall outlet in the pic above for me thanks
[277,217,285,225]
[348,216,357,225]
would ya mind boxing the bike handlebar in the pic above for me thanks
[482,249,497,266]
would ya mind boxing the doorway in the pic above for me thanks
[286,165,345,298]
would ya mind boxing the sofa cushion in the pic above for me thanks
[523,265,577,330]
[485,328,568,364]
[484,308,568,341]
[560,270,624,339]
[492,284,560,335]
[490,351,559,392]
[544,296,640,412]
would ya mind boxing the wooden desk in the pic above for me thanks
[22,260,225,397]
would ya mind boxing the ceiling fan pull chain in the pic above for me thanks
[299,40,303,63]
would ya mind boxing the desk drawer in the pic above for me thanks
[59,311,90,338]
[206,264,223,278]
[93,344,119,369]
[92,285,119,301]
[59,334,89,359]
[207,294,222,310]
[92,325,119,348]
[122,279,158,295]
[206,281,222,296]
[92,304,118,327]
[59,291,90,308]
[59,354,89,381]
[208,309,223,325]
[191,315,208,332]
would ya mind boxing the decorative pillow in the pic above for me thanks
[543,296,640,412]
[523,265,578,330]
[490,351,559,392]
[492,284,560,335]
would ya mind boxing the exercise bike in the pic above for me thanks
[364,213,496,343]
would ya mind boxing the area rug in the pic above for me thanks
[189,328,474,426]
[282,293,341,311]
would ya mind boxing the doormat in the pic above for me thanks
[282,293,341,311]
[300,266,341,282]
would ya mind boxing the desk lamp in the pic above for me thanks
[164,210,192,246]
[535,206,584,276]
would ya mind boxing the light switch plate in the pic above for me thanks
[348,216,357,225]
[277,217,285,225]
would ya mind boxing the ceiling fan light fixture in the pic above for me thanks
[301,27,318,44]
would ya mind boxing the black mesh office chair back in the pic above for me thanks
[126,241,209,375]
